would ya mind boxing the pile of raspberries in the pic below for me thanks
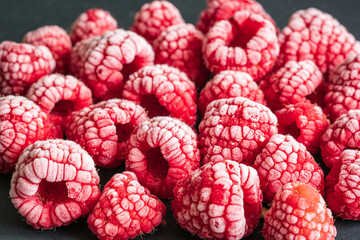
[3,0,360,239]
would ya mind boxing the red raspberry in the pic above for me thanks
[65,99,149,168]
[320,110,360,168]
[275,102,329,154]
[153,23,209,89]
[263,182,337,240]
[23,25,72,73]
[202,11,279,81]
[126,116,201,199]
[199,97,278,166]
[69,8,117,44]
[277,8,360,75]
[9,139,101,229]
[70,29,154,102]
[260,60,323,111]
[131,0,185,45]
[88,171,166,239]
[0,41,55,95]
[198,70,265,116]
[122,64,197,126]
[253,134,324,204]
[172,160,262,239]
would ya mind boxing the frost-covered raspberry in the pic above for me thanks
[275,102,329,154]
[122,64,197,126]
[70,8,117,44]
[203,11,279,81]
[66,99,149,168]
[131,0,185,45]
[70,29,154,101]
[23,25,72,73]
[253,134,324,204]
[88,171,166,239]
[199,97,278,166]
[126,117,200,199]
[263,182,337,240]
[9,139,101,229]
[0,41,55,95]
[172,160,262,239]
[153,23,208,88]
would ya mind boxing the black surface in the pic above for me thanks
[1,0,360,239]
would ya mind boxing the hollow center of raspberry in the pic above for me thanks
[37,180,68,205]
[146,147,169,179]
[116,123,134,143]
[282,122,301,139]
[51,100,75,117]
[229,18,264,49]
[140,94,170,118]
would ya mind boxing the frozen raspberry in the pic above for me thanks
[320,110,360,168]
[65,99,149,168]
[122,64,197,126]
[70,29,154,101]
[199,97,278,166]
[9,139,101,229]
[126,116,200,199]
[88,171,166,239]
[277,8,360,75]
[260,60,323,111]
[0,41,55,95]
[263,181,337,240]
[275,102,329,154]
[23,25,72,73]
[253,134,324,204]
[69,8,118,44]
[172,160,262,239]
[198,70,265,116]
[131,0,185,45]
[0,96,56,174]
[202,11,279,81]
[153,23,209,89]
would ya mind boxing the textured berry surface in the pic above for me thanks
[275,102,329,154]
[253,134,324,204]
[153,23,208,88]
[263,182,337,240]
[131,0,185,45]
[122,64,197,126]
[0,41,55,95]
[23,25,72,73]
[172,160,262,239]
[126,117,200,199]
[65,99,149,168]
[199,97,278,166]
[9,139,101,229]
[69,8,117,44]
[70,29,154,101]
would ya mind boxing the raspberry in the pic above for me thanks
[0,41,55,95]
[260,60,323,111]
[9,139,101,229]
[131,0,185,45]
[88,171,166,239]
[320,110,360,168]
[253,134,324,204]
[122,64,197,126]
[198,70,265,116]
[199,97,278,166]
[153,23,209,89]
[275,102,329,154]
[70,29,154,101]
[172,160,262,239]
[65,99,149,168]
[277,8,360,75]
[263,182,337,240]
[126,116,200,199]
[69,8,118,44]
[202,11,279,81]
[23,25,72,73]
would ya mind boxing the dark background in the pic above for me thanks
[1,0,360,239]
